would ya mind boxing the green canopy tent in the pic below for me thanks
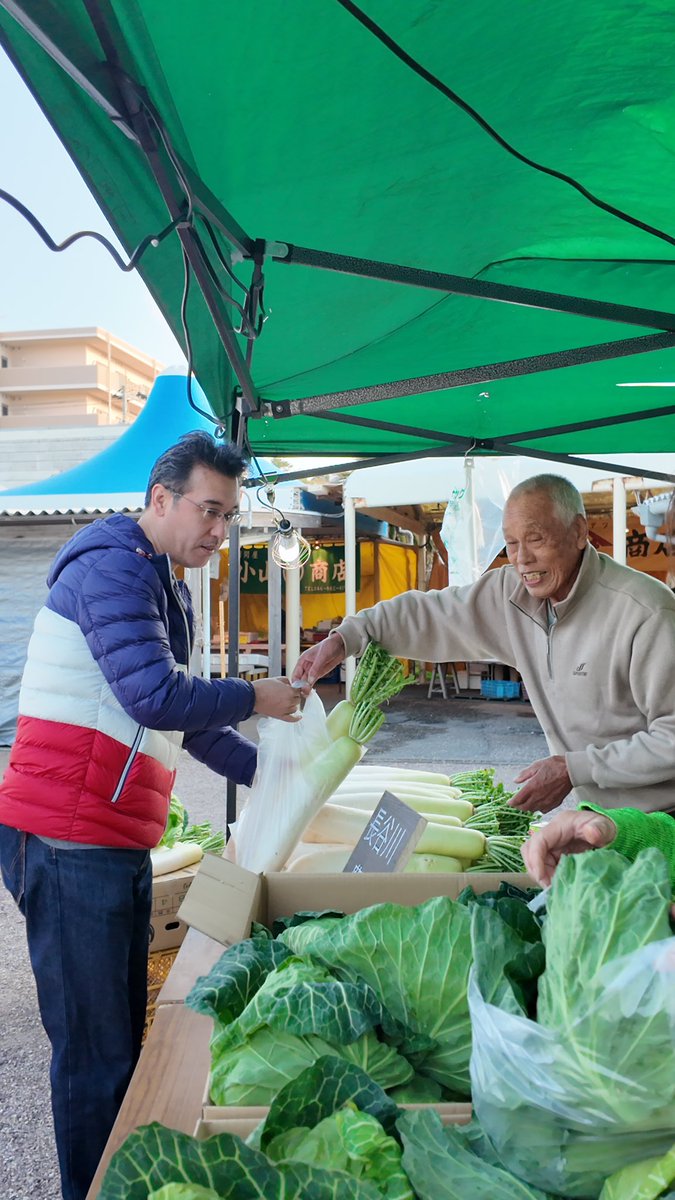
[3,1,675,482]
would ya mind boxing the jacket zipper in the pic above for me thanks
[171,570,193,672]
[111,723,145,804]
[546,602,557,679]
[110,565,191,805]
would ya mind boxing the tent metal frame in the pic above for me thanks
[6,0,675,450]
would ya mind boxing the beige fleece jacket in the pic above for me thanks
[337,545,675,813]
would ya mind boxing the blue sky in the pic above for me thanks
[0,50,185,365]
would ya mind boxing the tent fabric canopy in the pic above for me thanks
[4,3,675,470]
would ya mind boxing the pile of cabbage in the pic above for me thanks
[98,848,675,1200]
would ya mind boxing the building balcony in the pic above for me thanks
[0,364,105,393]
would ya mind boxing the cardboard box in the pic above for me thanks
[178,858,533,1116]
[177,854,533,947]
[151,866,198,952]
[194,1102,471,1140]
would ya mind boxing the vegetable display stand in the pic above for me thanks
[195,1102,472,1140]
[85,1002,214,1200]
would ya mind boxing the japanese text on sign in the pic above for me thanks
[344,791,427,874]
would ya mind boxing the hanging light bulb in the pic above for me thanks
[270,517,311,570]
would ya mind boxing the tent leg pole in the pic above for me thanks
[268,552,283,678]
[613,477,627,565]
[344,496,357,695]
[226,523,241,836]
[285,566,301,678]
[201,564,211,679]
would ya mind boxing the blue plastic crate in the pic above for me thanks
[480,679,521,700]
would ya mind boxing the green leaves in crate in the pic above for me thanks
[258,1057,399,1150]
[279,896,474,1095]
[207,956,413,1107]
[185,930,292,1022]
[99,1121,380,1200]
[398,1109,555,1200]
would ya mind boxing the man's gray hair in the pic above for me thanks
[508,474,586,524]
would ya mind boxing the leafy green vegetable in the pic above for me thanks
[267,1104,414,1200]
[212,956,390,1047]
[183,823,226,855]
[271,909,345,937]
[98,1121,377,1199]
[470,904,544,1018]
[470,848,675,1198]
[398,1108,555,1200]
[186,930,293,1023]
[599,1142,675,1200]
[258,1057,399,1149]
[156,795,226,854]
[210,1025,412,1107]
[388,1075,444,1104]
[206,952,413,1106]
[157,794,189,848]
[149,1186,223,1200]
[279,896,474,1095]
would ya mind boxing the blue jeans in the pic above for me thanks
[0,826,152,1200]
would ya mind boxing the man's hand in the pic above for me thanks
[252,677,308,722]
[521,809,617,886]
[508,755,572,814]
[291,633,347,686]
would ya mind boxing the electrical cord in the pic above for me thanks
[0,185,182,270]
[177,239,228,433]
[336,0,675,250]
[111,68,267,341]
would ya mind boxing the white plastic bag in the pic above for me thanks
[469,938,675,1198]
[235,690,333,874]
[441,458,521,586]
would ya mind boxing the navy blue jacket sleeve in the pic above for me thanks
[183,727,257,786]
[74,552,257,732]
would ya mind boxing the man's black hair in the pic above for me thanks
[144,431,248,506]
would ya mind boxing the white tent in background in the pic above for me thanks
[341,452,675,692]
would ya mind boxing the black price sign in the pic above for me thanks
[343,791,427,874]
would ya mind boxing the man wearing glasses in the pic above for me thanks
[0,430,303,1200]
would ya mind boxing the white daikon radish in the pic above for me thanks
[330,790,473,823]
[286,845,352,873]
[330,794,463,829]
[333,782,459,802]
[404,854,464,873]
[303,804,485,862]
[352,764,458,790]
[150,842,204,876]
[417,823,484,860]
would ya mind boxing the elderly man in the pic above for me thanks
[293,473,675,817]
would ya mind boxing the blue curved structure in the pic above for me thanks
[0,370,218,499]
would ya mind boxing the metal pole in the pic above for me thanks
[201,563,211,679]
[465,457,479,582]
[267,549,283,678]
[226,521,241,833]
[612,477,627,565]
[285,565,301,678]
[344,495,357,695]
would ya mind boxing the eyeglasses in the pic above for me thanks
[169,490,241,527]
